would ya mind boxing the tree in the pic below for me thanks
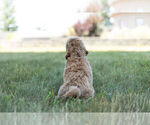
[73,0,111,36]
[0,0,18,32]
[101,0,112,27]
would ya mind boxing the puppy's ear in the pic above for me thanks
[86,50,88,56]
[65,53,70,60]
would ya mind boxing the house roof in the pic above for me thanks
[110,0,149,6]
[110,12,150,17]
[109,0,140,6]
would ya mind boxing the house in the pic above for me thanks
[109,0,150,29]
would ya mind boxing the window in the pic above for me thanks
[136,18,144,26]
[119,20,125,29]
[136,8,144,12]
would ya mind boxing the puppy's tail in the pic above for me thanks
[63,86,81,98]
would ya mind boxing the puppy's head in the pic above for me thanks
[65,37,88,60]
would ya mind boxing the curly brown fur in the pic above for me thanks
[58,37,95,99]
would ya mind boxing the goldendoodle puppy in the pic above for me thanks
[58,37,95,98]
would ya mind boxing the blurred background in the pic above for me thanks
[0,0,150,52]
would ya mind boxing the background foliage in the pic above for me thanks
[72,0,111,36]
[0,0,18,32]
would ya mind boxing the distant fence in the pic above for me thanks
[1,36,150,52]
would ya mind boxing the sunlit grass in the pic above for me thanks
[1,46,150,52]
[0,52,150,112]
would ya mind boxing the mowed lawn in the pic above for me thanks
[0,52,150,112]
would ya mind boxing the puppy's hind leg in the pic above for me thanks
[81,88,95,98]
[63,86,81,98]
[57,85,68,98]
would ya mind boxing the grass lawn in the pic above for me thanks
[0,52,150,112]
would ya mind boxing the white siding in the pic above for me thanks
[112,0,150,13]
[111,0,150,28]
[113,13,150,28]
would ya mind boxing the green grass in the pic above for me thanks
[0,52,150,112]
